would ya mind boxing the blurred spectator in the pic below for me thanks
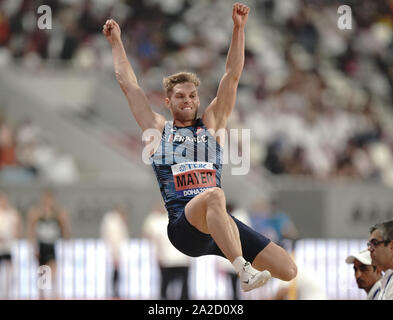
[44,148,79,185]
[334,139,359,178]
[0,191,22,299]
[17,134,79,185]
[1,0,393,186]
[250,197,298,248]
[263,140,286,175]
[142,202,190,300]
[0,6,10,46]
[100,203,129,298]
[0,113,16,168]
[0,112,79,184]
[345,249,382,300]
[368,220,393,300]
[15,117,42,176]
[27,190,71,299]
[284,145,313,176]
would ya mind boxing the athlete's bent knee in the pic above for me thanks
[282,261,297,281]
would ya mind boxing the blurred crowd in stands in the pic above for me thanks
[1,0,393,185]
[0,111,78,184]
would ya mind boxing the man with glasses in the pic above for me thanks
[345,249,382,299]
[368,220,393,300]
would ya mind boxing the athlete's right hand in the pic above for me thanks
[103,19,121,46]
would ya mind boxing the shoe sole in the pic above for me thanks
[241,270,271,292]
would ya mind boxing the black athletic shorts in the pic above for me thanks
[38,243,56,266]
[167,208,271,263]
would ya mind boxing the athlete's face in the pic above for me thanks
[166,82,200,122]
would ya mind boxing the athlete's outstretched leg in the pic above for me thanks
[252,242,297,281]
[184,187,271,291]
[185,187,241,262]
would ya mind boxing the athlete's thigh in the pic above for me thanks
[185,187,225,234]
[184,190,210,234]
[252,241,297,281]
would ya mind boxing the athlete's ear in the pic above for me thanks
[165,97,170,109]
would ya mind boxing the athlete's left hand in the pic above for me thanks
[232,3,250,28]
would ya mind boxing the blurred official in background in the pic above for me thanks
[142,203,190,300]
[27,190,71,299]
[100,204,129,298]
[368,220,393,300]
[0,192,22,299]
[346,249,382,300]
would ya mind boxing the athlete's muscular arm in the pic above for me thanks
[203,3,249,132]
[103,19,165,132]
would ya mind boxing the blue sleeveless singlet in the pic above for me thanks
[151,118,223,218]
[150,118,271,261]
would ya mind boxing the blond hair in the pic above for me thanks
[163,72,200,97]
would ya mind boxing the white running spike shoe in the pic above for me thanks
[239,262,271,292]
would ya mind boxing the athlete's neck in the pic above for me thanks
[173,119,197,127]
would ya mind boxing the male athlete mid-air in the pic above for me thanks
[103,3,297,292]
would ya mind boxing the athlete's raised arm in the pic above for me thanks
[103,19,165,132]
[203,3,249,132]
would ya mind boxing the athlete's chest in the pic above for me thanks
[164,125,209,145]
